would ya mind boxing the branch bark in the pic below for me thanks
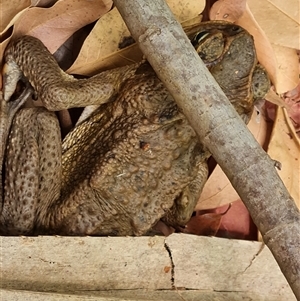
[113,0,300,298]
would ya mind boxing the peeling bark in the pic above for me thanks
[113,1,300,298]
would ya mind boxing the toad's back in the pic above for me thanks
[48,64,209,235]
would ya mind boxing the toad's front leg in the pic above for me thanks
[0,107,61,235]
[3,35,137,111]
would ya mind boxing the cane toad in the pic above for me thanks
[0,21,269,235]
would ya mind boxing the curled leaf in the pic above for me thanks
[265,89,292,110]
[236,4,278,87]
[184,204,231,236]
[13,0,113,54]
[267,108,300,207]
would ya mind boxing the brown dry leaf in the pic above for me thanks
[184,214,222,236]
[268,0,299,24]
[67,7,131,75]
[267,108,300,208]
[196,109,272,210]
[247,0,300,50]
[68,15,205,76]
[184,204,231,236]
[68,0,205,75]
[236,4,278,87]
[0,39,9,88]
[0,3,29,72]
[285,82,300,103]
[67,18,204,76]
[12,0,113,54]
[167,0,205,22]
[152,221,175,236]
[0,0,30,33]
[209,0,247,22]
[265,89,293,110]
[284,87,300,135]
[0,4,30,73]
[271,44,299,94]
[196,201,257,240]
[69,44,143,76]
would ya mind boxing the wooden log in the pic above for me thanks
[0,288,294,301]
[1,235,170,291]
[166,234,295,299]
[0,234,295,300]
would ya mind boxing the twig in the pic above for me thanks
[113,0,300,298]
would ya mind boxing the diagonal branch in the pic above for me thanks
[113,0,300,298]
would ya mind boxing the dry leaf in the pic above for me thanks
[167,0,205,22]
[265,89,293,109]
[67,16,204,76]
[209,0,247,22]
[0,38,10,89]
[12,0,113,54]
[0,2,30,70]
[267,0,300,24]
[247,0,300,50]
[271,44,299,94]
[184,204,232,237]
[196,109,272,210]
[267,108,300,208]
[236,4,278,87]
[284,83,300,130]
[193,201,257,240]
[184,213,223,236]
[67,7,131,75]
[0,0,30,33]
[152,220,175,236]
[285,82,300,102]
[68,0,205,75]
[68,43,143,76]
[1,10,24,80]
[0,6,30,70]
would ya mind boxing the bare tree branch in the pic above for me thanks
[113,0,300,298]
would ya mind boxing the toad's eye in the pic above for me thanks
[191,31,210,46]
[230,25,241,32]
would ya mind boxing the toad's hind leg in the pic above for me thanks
[0,108,61,235]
